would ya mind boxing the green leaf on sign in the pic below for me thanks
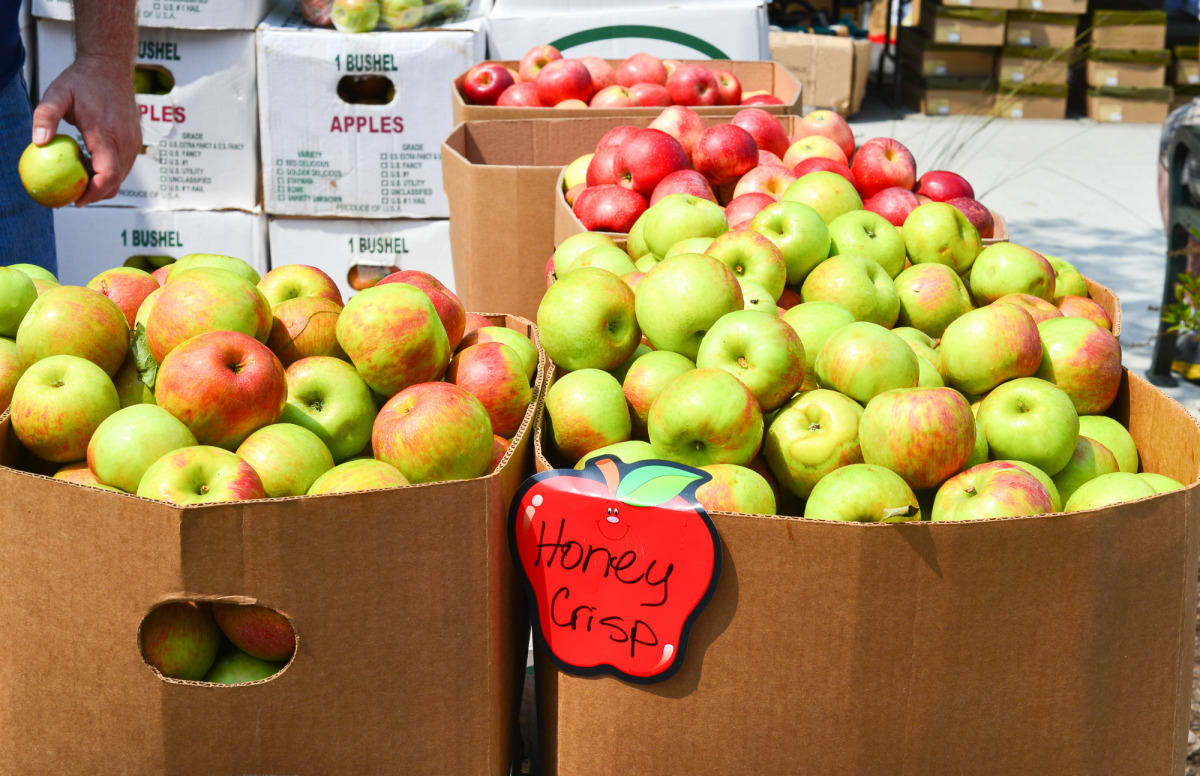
[615,465,704,508]
[132,323,158,390]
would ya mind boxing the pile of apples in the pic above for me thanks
[562,107,998,242]
[140,601,296,685]
[301,0,464,32]
[461,47,783,109]
[536,192,1180,521]
[0,256,539,505]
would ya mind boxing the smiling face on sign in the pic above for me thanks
[511,457,721,683]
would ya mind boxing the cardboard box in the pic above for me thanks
[268,217,454,302]
[49,207,268,287]
[921,7,1007,46]
[1086,49,1170,88]
[940,0,1018,11]
[899,28,997,78]
[451,60,801,124]
[1016,0,1084,12]
[1004,11,1079,49]
[768,31,873,115]
[993,82,1069,117]
[37,20,260,211]
[1090,10,1167,51]
[33,0,273,28]
[257,0,486,219]
[1174,86,1200,110]
[0,312,544,776]
[1087,86,1174,123]
[486,0,768,62]
[998,46,1070,85]
[1175,45,1200,87]
[903,74,998,115]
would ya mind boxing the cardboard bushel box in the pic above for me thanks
[993,82,1069,118]
[768,31,872,116]
[899,27,997,78]
[33,0,273,28]
[1004,11,1079,50]
[940,0,1018,11]
[921,6,1007,46]
[0,313,546,776]
[1086,49,1170,89]
[1176,86,1200,110]
[1089,10,1167,52]
[1175,46,1200,88]
[998,47,1071,85]
[1087,86,1174,124]
[1016,0,1084,12]
[905,74,998,116]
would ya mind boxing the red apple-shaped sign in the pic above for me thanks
[511,457,721,683]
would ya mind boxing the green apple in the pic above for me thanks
[280,356,377,462]
[332,0,382,32]
[815,321,918,404]
[137,446,265,504]
[827,210,905,277]
[635,254,661,273]
[576,440,659,469]
[627,211,651,260]
[236,423,335,498]
[7,263,58,283]
[167,253,261,285]
[804,463,919,522]
[546,369,631,464]
[86,404,197,493]
[641,194,728,258]
[763,388,863,499]
[307,459,408,495]
[647,368,762,467]
[621,350,695,438]
[738,280,777,313]
[0,336,21,410]
[569,244,639,277]
[781,302,854,388]
[1035,316,1122,415]
[902,202,982,274]
[538,267,640,371]
[696,463,776,515]
[968,242,1056,305]
[1077,415,1138,473]
[610,343,653,384]
[18,135,89,207]
[976,377,1079,476]
[860,387,975,490]
[1001,460,1062,511]
[800,255,899,327]
[563,153,593,191]
[893,263,974,339]
[665,236,717,258]
[10,354,119,462]
[1044,254,1088,299]
[1051,435,1119,504]
[1064,472,1155,512]
[967,421,988,467]
[931,461,1054,520]
[705,229,787,301]
[915,354,943,387]
[1140,472,1184,493]
[634,253,742,360]
[204,650,285,685]
[891,327,934,348]
[139,601,220,681]
[554,232,616,276]
[938,303,1042,395]
[748,201,831,286]
[0,266,36,337]
[696,310,805,412]
[781,171,864,224]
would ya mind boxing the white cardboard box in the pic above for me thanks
[51,207,268,287]
[268,217,455,302]
[38,20,259,211]
[32,0,274,29]
[486,0,769,60]
[257,0,486,219]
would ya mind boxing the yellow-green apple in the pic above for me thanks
[666,63,719,106]
[137,446,265,504]
[590,84,638,108]
[578,56,616,90]
[968,242,1055,305]
[977,377,1079,475]
[8,263,58,283]
[112,351,154,407]
[665,236,717,258]
[307,458,408,494]
[573,184,648,232]
[647,368,762,466]
[331,0,380,31]
[792,157,857,187]
[212,603,295,662]
[815,321,918,403]
[705,229,787,301]
[630,82,671,106]
[611,340,652,384]
[1001,460,1061,511]
[16,285,128,376]
[519,44,562,82]
[1051,435,1119,504]
[635,253,742,359]
[827,210,906,277]
[139,601,220,680]
[53,461,121,491]
[696,463,775,514]
[732,108,790,158]
[794,109,856,160]
[642,193,728,257]
[621,350,694,438]
[570,244,639,277]
[616,128,689,197]
[696,310,805,411]
[536,59,594,106]
[863,186,920,227]
[893,263,973,338]
[617,53,667,87]
[463,62,514,105]
[459,326,538,381]
[10,355,118,462]
[538,267,639,371]
[1035,316,1121,414]
[915,355,943,387]
[946,197,994,238]
[257,264,343,307]
[156,331,287,449]
[712,68,742,105]
[447,342,532,437]
[1044,254,1088,299]
[497,81,541,107]
[916,170,974,202]
[86,404,197,492]
[748,200,830,285]
[994,292,1061,324]
[725,192,775,229]
[134,286,161,331]
[1057,295,1112,330]
[146,268,272,363]
[0,266,36,336]
[732,164,796,202]
[0,337,21,409]
[648,106,705,158]
[1077,415,1138,473]
[692,125,758,187]
[378,269,466,348]
[849,137,916,199]
[781,171,864,224]
[1140,473,1184,493]
[805,463,920,521]
[281,356,376,462]
[204,649,285,684]
[939,303,1041,394]
[266,296,345,366]
[18,135,88,207]
[738,279,777,313]
[763,388,862,498]
[930,461,1054,520]
[167,253,261,285]
[891,326,935,349]
[236,423,334,497]
[575,440,659,470]
[546,368,631,463]
[1064,472,1155,512]
[800,255,900,328]
[860,387,975,490]
[782,301,854,389]
[650,169,717,205]
[336,282,450,395]
[903,202,982,274]
[782,135,849,169]
[553,232,616,275]
[563,153,593,193]
[87,267,159,328]
[635,255,660,273]
[373,381,493,483]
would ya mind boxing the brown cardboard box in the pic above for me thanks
[0,314,544,776]
[768,30,873,116]
[1087,86,1174,123]
[1090,10,1168,51]
[1016,0,1084,12]
[1005,11,1080,49]
[1086,49,1170,89]
[1175,46,1200,87]
[903,74,998,115]
[900,27,997,78]
[1175,86,1200,110]
[940,0,1018,11]
[993,82,1070,118]
[921,6,1007,46]
[998,46,1071,85]
[451,60,801,125]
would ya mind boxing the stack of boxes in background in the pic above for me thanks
[1176,43,1200,107]
[1085,10,1171,123]
[899,1,1006,116]
[994,0,1083,119]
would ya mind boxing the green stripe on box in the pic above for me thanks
[1003,82,1069,97]
[1175,46,1199,59]
[1088,85,1174,101]
[1089,49,1171,64]
[1007,11,1079,24]
[1092,10,1167,26]
[549,26,730,59]
[933,7,1006,21]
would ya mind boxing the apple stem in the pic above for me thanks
[883,505,918,519]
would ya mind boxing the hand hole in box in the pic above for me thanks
[123,255,175,273]
[337,75,396,106]
[134,65,175,96]
[347,264,400,291]
[139,600,297,685]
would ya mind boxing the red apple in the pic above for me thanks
[732,164,796,201]
[946,196,995,239]
[650,169,716,205]
[518,44,562,82]
[692,124,758,187]
[1057,295,1112,330]
[595,125,640,154]
[759,150,783,166]
[851,137,917,199]
[725,192,775,229]
[212,604,296,662]
[377,269,466,349]
[648,106,705,158]
[573,184,648,232]
[536,59,593,106]
[791,156,857,188]
[586,146,621,187]
[666,64,719,106]
[462,313,492,341]
[629,82,672,107]
[490,435,510,471]
[463,63,514,106]
[863,186,921,227]
[794,110,856,161]
[712,68,742,105]
[496,81,542,107]
[617,53,667,87]
[742,93,784,106]
[731,108,790,159]
[917,170,974,202]
[372,381,494,484]
[615,128,689,196]
[778,287,802,309]
[590,85,638,108]
[578,56,616,90]
[447,341,532,437]
[86,267,160,328]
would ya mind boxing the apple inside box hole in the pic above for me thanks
[337,75,396,106]
[139,600,297,686]
[134,65,175,96]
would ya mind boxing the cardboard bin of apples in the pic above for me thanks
[452,47,801,122]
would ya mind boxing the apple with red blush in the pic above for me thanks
[712,69,742,105]
[725,193,775,229]
[519,44,562,82]
[794,110,856,161]
[573,185,648,232]
[617,53,668,87]
[463,63,514,106]
[851,137,917,199]
[590,85,638,108]
[496,81,541,107]
[916,170,974,202]
[791,156,857,188]
[578,56,616,90]
[615,128,689,197]
[692,124,758,187]
[629,82,671,106]
[731,108,790,159]
[649,106,705,158]
[666,64,718,106]
[863,186,921,227]
[650,169,716,205]
[536,59,594,106]
[946,197,995,239]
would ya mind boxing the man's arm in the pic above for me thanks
[31,0,141,206]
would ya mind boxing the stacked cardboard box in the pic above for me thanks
[1172,45,1200,109]
[1086,10,1172,123]
[903,3,1003,115]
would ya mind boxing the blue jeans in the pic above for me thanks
[0,72,55,274]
